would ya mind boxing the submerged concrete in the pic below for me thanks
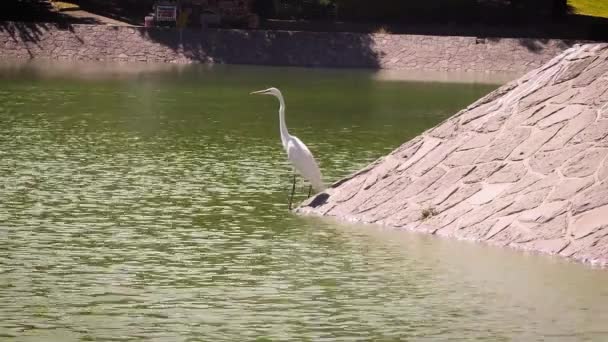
[298,43,608,266]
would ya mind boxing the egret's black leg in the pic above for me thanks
[308,185,312,197]
[288,174,296,210]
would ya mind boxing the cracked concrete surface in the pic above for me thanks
[298,43,608,266]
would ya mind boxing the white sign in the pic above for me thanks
[156,5,177,22]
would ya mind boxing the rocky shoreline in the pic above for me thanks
[298,43,608,267]
[0,21,578,73]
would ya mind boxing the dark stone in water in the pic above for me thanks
[308,193,330,208]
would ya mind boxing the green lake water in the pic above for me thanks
[1,61,607,341]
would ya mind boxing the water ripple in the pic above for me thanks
[1,63,608,341]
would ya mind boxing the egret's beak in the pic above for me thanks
[250,89,267,95]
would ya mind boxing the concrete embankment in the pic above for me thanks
[0,21,577,73]
[298,43,608,266]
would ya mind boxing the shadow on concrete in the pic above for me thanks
[0,21,84,41]
[261,14,607,54]
[143,27,382,68]
[0,21,48,45]
[1,0,606,67]
[70,0,151,26]
[0,0,104,25]
[0,21,86,58]
[261,15,607,40]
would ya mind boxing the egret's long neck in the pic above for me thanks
[278,95,290,146]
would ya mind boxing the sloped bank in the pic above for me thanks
[0,21,576,73]
[298,43,608,266]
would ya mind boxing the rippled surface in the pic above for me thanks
[1,61,607,341]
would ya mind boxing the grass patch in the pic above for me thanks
[373,25,392,34]
[569,0,608,18]
[420,207,438,221]
[51,1,80,11]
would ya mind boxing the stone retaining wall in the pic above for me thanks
[298,43,608,266]
[0,21,578,73]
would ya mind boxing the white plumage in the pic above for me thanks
[286,135,324,192]
[251,87,325,203]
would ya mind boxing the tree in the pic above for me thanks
[552,0,568,18]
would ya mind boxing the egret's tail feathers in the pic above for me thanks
[311,179,326,193]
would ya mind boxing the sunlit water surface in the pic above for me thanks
[1,61,607,341]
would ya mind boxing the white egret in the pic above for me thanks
[251,87,325,209]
